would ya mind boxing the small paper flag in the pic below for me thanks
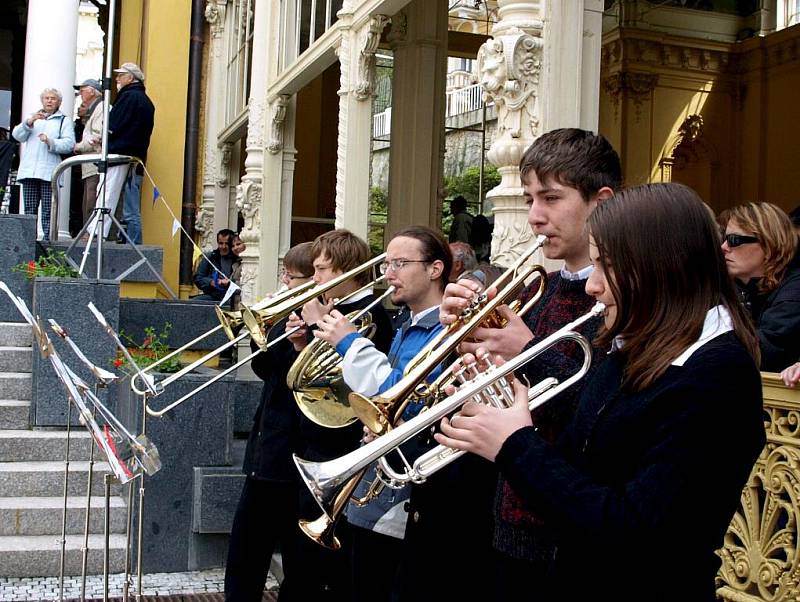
[152,187,161,206]
[171,217,181,238]
[219,282,240,308]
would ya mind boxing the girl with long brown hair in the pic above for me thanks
[436,182,765,601]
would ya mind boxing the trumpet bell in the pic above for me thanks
[348,392,392,435]
[298,515,341,551]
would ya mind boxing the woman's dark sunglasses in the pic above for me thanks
[724,233,759,248]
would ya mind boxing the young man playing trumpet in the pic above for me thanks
[285,229,394,601]
[402,128,622,602]
[310,225,451,602]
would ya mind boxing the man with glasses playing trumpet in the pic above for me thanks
[310,225,451,602]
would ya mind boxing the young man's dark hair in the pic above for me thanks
[392,225,452,292]
[311,229,371,285]
[520,128,622,201]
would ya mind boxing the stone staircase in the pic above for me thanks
[0,322,128,578]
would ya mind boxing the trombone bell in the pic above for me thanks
[215,306,243,341]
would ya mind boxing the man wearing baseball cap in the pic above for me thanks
[72,79,104,227]
[87,62,154,244]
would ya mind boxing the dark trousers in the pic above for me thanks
[21,178,52,240]
[224,477,299,602]
[350,523,403,602]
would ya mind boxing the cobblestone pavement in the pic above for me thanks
[0,569,279,601]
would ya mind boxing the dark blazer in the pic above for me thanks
[739,248,800,372]
[108,81,154,163]
[496,331,765,601]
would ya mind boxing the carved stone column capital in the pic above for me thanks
[204,0,227,38]
[217,142,232,187]
[267,95,290,154]
[354,15,390,101]
[236,179,262,243]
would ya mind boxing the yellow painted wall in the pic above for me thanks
[118,0,191,297]
[599,26,800,216]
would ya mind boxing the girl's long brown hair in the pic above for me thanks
[589,183,759,392]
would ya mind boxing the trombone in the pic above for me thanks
[294,236,550,547]
[140,254,389,417]
[294,302,605,527]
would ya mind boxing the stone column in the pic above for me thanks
[197,0,232,251]
[544,0,604,132]
[333,4,390,238]
[477,1,547,268]
[384,0,448,238]
[20,0,80,239]
[235,0,271,305]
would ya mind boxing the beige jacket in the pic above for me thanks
[74,99,103,178]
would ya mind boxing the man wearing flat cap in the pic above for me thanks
[72,79,104,227]
[88,62,154,244]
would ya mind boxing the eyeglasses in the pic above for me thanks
[280,268,308,281]
[724,233,760,248]
[379,259,430,274]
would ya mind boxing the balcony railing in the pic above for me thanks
[717,374,800,601]
[373,83,489,139]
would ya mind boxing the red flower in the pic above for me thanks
[142,337,153,347]
[113,358,124,368]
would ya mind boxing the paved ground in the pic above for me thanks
[0,568,279,601]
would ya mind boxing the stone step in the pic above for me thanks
[0,373,32,401]
[0,346,32,373]
[0,323,33,348]
[0,533,127,578]
[0,430,93,462]
[0,400,30,430]
[0,461,122,497]
[0,496,127,536]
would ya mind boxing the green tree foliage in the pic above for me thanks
[442,165,500,235]
[368,186,388,256]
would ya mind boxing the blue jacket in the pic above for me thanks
[343,309,445,538]
[12,111,75,181]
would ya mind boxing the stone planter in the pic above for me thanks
[30,277,120,426]
[116,368,234,573]
[0,214,37,322]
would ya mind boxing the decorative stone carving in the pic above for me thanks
[217,142,232,187]
[601,71,657,122]
[354,15,390,101]
[386,10,407,45]
[602,35,733,75]
[236,179,261,243]
[246,95,265,150]
[204,1,224,38]
[478,33,543,142]
[477,6,544,266]
[194,206,214,250]
[267,95,289,154]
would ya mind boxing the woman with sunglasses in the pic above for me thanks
[720,202,800,372]
[436,183,765,601]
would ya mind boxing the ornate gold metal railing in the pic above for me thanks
[717,373,800,602]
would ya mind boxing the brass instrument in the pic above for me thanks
[350,234,549,436]
[294,302,605,529]
[295,235,551,547]
[138,254,388,417]
[287,287,396,428]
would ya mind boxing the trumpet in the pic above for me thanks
[294,237,551,547]
[349,235,549,436]
[294,302,605,525]
[140,254,389,417]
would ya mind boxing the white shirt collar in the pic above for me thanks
[671,305,733,366]
[560,264,594,281]
[609,305,733,365]
[411,304,441,326]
